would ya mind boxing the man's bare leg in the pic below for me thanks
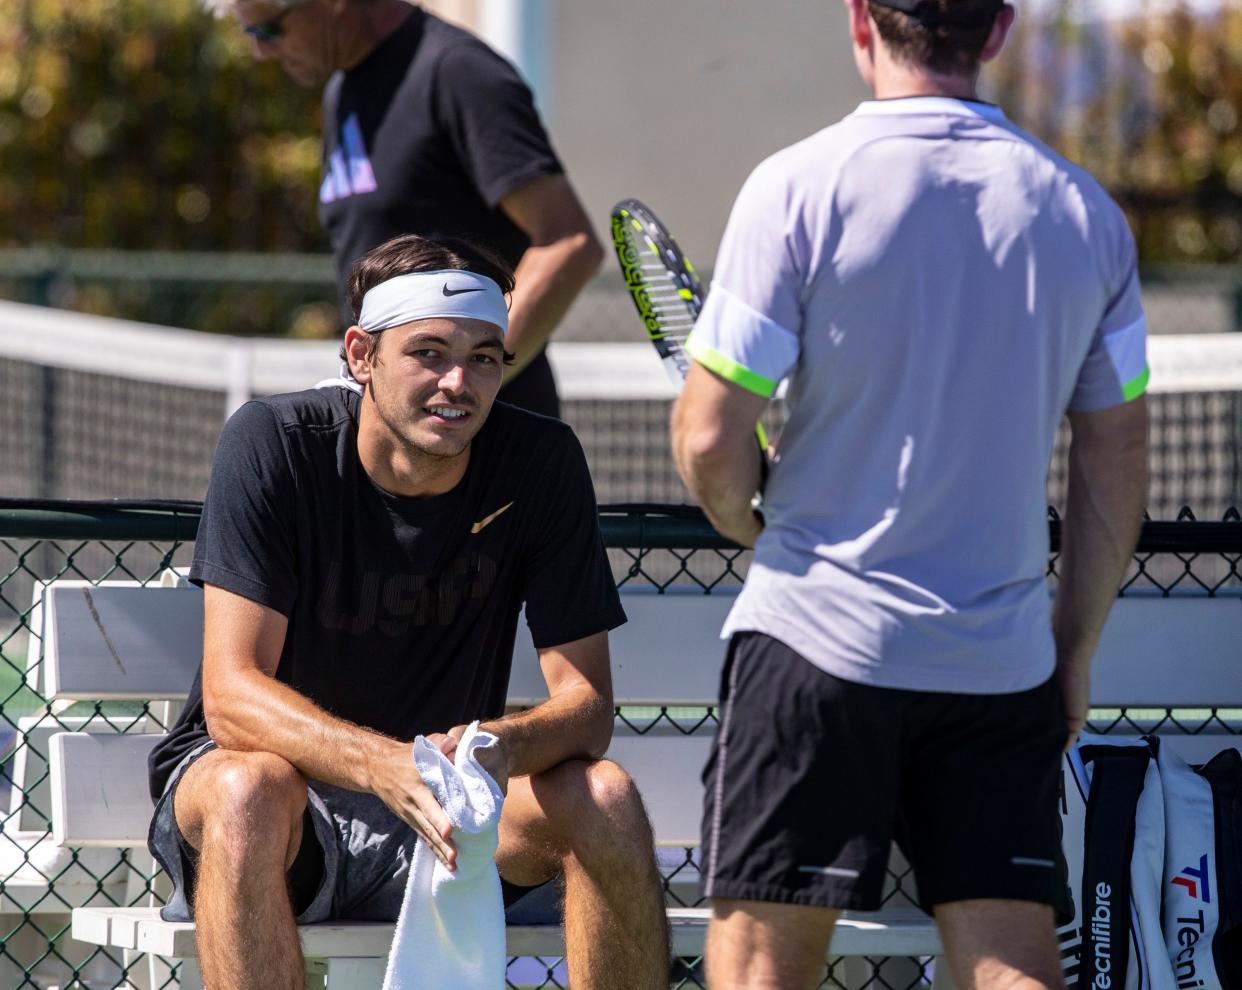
[935,900,1065,990]
[496,758,669,989]
[704,898,839,990]
[174,749,310,990]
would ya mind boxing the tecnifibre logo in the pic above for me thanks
[1170,855,1211,990]
[1171,854,1212,903]
[1089,881,1115,990]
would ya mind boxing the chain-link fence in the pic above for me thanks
[3,349,1241,521]
[4,252,1242,516]
[0,501,1238,988]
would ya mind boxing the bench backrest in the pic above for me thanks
[10,714,152,832]
[44,582,1242,707]
[41,581,199,700]
[40,582,735,705]
[44,581,1242,848]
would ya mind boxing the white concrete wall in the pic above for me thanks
[428,0,868,270]
[549,0,868,268]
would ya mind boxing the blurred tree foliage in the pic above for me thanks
[0,0,1237,337]
[0,0,325,252]
[0,0,342,334]
[988,1,1242,264]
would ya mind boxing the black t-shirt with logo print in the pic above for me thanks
[147,387,625,800]
[319,8,564,417]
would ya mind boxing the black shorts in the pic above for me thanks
[701,631,1070,916]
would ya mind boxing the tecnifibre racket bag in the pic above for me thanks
[1061,735,1172,990]
[1159,741,1242,990]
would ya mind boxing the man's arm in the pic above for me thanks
[200,585,460,868]
[1051,395,1149,748]
[468,630,613,781]
[499,173,604,381]
[672,362,770,548]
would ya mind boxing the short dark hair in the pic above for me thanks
[867,1,1000,76]
[346,233,516,323]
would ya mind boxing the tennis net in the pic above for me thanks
[1,300,1238,519]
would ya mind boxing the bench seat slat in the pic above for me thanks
[13,715,153,832]
[479,593,1242,709]
[44,583,1242,708]
[49,728,1242,851]
[508,591,735,705]
[46,585,202,700]
[49,729,716,849]
[0,881,127,915]
[606,732,712,846]
[1090,596,1242,706]
[73,905,943,959]
[50,733,158,847]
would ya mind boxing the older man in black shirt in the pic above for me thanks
[149,235,667,989]
[216,0,602,418]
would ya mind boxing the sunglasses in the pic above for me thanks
[243,5,298,44]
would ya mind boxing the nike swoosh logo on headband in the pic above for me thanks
[443,284,486,297]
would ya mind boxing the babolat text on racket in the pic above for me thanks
[609,197,770,485]
[609,198,703,389]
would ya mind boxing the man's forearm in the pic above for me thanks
[673,425,764,547]
[1052,400,1149,669]
[671,364,770,547]
[503,232,603,380]
[204,667,402,794]
[208,664,611,791]
[685,463,763,548]
[482,684,612,779]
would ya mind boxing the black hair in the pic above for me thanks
[867,0,1002,76]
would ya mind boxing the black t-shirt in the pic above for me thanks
[148,388,625,800]
[319,8,564,417]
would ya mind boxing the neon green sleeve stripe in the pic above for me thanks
[685,335,777,397]
[1122,365,1149,402]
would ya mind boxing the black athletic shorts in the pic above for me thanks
[700,631,1071,916]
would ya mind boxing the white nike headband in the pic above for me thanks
[357,269,509,335]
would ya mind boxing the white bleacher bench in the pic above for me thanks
[44,578,1242,989]
[0,581,152,920]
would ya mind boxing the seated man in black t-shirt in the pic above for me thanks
[148,234,669,989]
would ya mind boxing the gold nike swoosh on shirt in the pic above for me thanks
[471,501,514,534]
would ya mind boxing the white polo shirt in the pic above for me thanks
[687,97,1147,695]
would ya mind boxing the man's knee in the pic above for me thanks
[536,758,641,817]
[532,759,652,852]
[178,751,308,856]
[213,752,306,816]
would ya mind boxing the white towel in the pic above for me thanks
[381,721,506,990]
[313,363,364,393]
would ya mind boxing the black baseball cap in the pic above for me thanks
[869,0,1004,27]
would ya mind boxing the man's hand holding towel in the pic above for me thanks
[381,721,507,990]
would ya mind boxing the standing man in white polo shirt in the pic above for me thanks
[671,1,1149,987]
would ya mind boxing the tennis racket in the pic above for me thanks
[609,198,770,486]
[609,198,704,389]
